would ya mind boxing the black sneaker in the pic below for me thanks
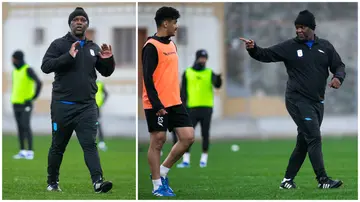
[280,179,296,189]
[94,180,113,193]
[47,183,62,192]
[317,177,343,189]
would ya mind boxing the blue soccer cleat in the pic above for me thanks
[150,174,176,196]
[152,185,175,197]
[161,176,175,195]
[200,161,207,168]
[176,162,190,168]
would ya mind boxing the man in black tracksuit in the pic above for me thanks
[11,50,42,160]
[173,49,222,168]
[41,7,115,193]
[240,10,345,189]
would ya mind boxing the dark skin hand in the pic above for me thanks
[99,44,113,58]
[239,37,255,49]
[156,109,168,116]
[329,78,341,89]
[69,41,80,58]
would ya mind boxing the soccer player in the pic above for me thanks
[240,10,344,189]
[142,6,195,197]
[174,49,222,168]
[41,7,114,193]
[95,80,109,151]
[11,50,42,160]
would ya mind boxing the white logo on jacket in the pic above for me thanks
[297,49,303,57]
[90,49,95,56]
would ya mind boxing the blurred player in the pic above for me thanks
[11,50,42,160]
[142,6,195,197]
[174,49,222,168]
[95,80,109,151]
[41,7,114,193]
[240,10,345,189]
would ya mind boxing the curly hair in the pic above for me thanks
[154,6,181,27]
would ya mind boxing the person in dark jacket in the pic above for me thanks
[173,49,222,168]
[240,10,344,189]
[11,50,42,160]
[41,7,115,193]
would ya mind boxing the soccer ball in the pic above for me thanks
[231,144,240,152]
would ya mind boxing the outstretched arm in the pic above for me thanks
[240,37,288,63]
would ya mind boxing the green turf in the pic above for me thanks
[138,136,358,199]
[3,135,135,200]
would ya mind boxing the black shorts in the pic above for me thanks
[144,104,193,133]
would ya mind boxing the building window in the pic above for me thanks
[113,27,136,67]
[34,28,44,45]
[85,29,95,41]
[176,27,188,45]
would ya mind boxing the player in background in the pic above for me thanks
[240,10,344,189]
[95,80,109,151]
[142,6,195,197]
[11,50,42,160]
[173,49,222,168]
[41,7,114,193]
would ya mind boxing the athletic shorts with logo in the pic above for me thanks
[144,104,193,132]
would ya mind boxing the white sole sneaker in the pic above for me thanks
[25,155,34,160]
[13,154,25,159]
